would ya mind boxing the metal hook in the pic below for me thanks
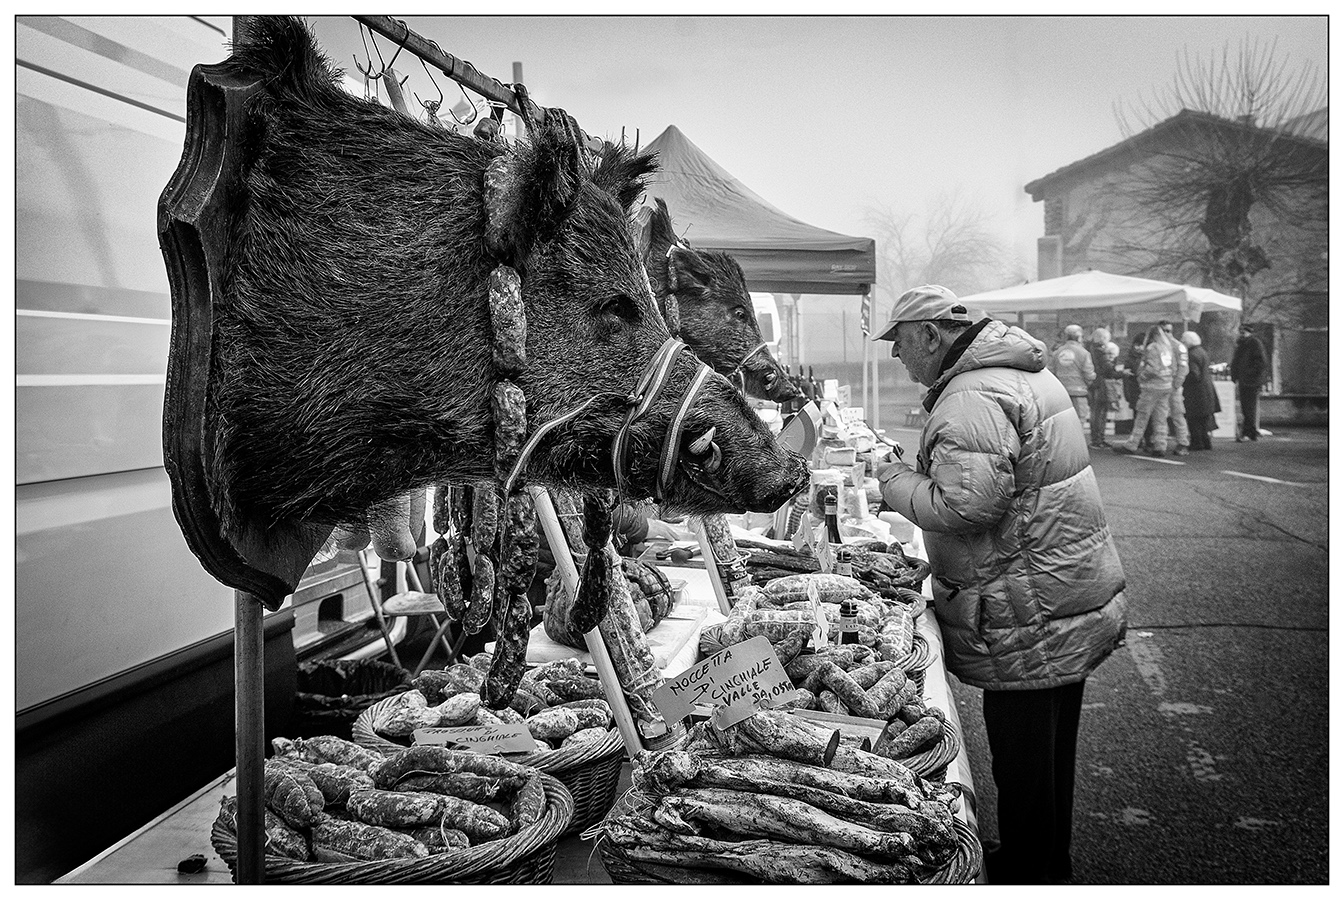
[353,24,383,83]
[444,79,480,127]
[368,24,407,76]
[413,55,444,125]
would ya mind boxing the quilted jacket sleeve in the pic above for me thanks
[879,386,1020,534]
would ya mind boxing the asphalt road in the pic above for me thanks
[893,426,1331,884]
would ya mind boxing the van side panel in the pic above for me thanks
[15,17,236,711]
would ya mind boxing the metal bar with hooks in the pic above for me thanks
[354,14,603,146]
[353,16,604,150]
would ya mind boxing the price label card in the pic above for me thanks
[839,405,866,424]
[411,723,535,754]
[806,580,830,648]
[652,635,796,730]
[814,527,835,574]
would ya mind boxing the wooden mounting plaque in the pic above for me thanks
[157,58,330,610]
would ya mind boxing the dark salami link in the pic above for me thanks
[499,493,539,596]
[470,484,498,548]
[451,485,472,532]
[429,535,467,620]
[572,496,614,633]
[462,554,496,635]
[488,266,527,375]
[481,592,533,709]
[490,493,537,636]
[432,483,454,535]
[492,380,528,476]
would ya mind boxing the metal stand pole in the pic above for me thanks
[234,590,266,884]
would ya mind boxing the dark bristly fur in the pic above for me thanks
[640,198,799,403]
[204,16,807,541]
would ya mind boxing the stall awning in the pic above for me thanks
[959,270,1243,321]
[641,125,876,295]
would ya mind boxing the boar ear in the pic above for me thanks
[668,246,713,298]
[494,114,582,261]
[593,142,659,213]
[646,198,679,257]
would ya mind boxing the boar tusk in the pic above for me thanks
[705,442,723,473]
[688,426,717,456]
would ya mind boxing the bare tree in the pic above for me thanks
[864,189,1020,300]
[1108,37,1327,325]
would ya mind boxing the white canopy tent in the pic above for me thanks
[959,270,1242,322]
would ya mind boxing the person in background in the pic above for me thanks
[1230,323,1268,441]
[1114,325,1174,458]
[1181,330,1220,451]
[1085,327,1117,448]
[1119,333,1147,450]
[1048,324,1096,427]
[870,285,1127,885]
[1160,321,1190,457]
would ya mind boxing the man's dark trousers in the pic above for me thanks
[981,680,1086,884]
[1237,384,1260,439]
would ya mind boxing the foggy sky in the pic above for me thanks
[309,13,1326,300]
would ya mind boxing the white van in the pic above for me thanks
[750,291,782,352]
[14,17,386,883]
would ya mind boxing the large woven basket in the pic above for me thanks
[210,772,573,884]
[595,796,981,885]
[353,695,626,835]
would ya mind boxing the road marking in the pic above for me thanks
[1158,701,1214,715]
[1119,808,1153,826]
[1222,470,1307,487]
[1129,636,1226,784]
[1128,639,1170,696]
[1233,817,1283,832]
[1186,741,1224,782]
[1115,455,1186,465]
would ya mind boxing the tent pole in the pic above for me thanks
[871,339,880,430]
[862,329,870,416]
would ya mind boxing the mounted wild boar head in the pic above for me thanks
[195,16,807,549]
[639,198,799,403]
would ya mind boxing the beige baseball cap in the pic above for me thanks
[870,284,972,341]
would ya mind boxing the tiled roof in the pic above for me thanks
[1024,108,1327,200]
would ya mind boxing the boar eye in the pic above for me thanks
[601,293,642,326]
[732,307,749,321]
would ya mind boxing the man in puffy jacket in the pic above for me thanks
[1048,324,1095,425]
[871,285,1127,885]
[1112,326,1175,457]
[1160,321,1191,456]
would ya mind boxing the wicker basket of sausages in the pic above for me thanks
[594,710,980,884]
[352,654,625,835]
[210,737,573,884]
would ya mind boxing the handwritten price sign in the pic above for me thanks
[411,722,535,754]
[653,635,800,730]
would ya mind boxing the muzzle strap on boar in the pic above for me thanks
[504,336,717,504]
[725,341,771,397]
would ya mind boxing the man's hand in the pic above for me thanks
[873,454,912,485]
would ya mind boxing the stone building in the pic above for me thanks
[1023,108,1327,399]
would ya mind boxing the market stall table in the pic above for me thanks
[55,535,980,885]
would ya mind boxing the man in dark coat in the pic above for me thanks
[1085,328,1117,448]
[1229,324,1268,441]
